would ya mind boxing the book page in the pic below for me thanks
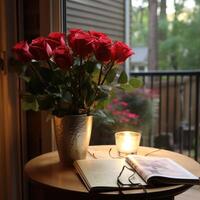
[126,155,199,184]
[126,156,152,182]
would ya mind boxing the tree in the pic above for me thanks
[148,0,158,70]
[159,0,167,41]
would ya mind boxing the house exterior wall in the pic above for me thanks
[65,0,125,41]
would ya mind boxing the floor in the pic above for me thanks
[176,186,200,200]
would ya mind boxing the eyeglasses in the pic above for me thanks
[117,165,148,195]
[88,147,161,159]
[117,165,136,186]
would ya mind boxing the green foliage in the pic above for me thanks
[118,70,128,84]
[14,58,139,117]
[122,91,153,128]
[158,1,200,69]
[22,93,39,111]
[117,78,142,93]
[91,89,153,144]
[105,68,117,84]
[83,61,97,74]
[132,0,200,69]
[129,77,143,88]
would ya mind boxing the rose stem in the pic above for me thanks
[100,62,114,85]
[29,63,47,87]
[97,63,104,85]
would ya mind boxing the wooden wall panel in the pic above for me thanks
[66,0,125,41]
[0,1,24,200]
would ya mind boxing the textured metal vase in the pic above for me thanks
[54,115,93,166]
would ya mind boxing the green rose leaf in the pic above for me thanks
[22,93,39,111]
[28,75,44,94]
[63,91,72,103]
[92,67,100,83]
[86,92,96,106]
[94,85,110,102]
[106,68,117,84]
[85,85,96,106]
[39,67,53,82]
[52,70,65,84]
[84,61,97,74]
[48,60,58,70]
[95,90,108,101]
[118,70,128,84]
[19,75,30,82]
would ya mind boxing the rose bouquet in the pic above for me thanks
[13,29,138,117]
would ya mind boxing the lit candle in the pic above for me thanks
[115,131,141,154]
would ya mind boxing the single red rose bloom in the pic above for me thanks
[46,32,66,50]
[94,37,112,63]
[53,45,73,70]
[67,29,83,48]
[29,37,52,60]
[111,41,134,64]
[68,29,94,58]
[12,41,32,62]
[89,30,111,41]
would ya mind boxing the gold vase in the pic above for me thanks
[53,115,93,166]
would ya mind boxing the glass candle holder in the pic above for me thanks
[115,131,141,154]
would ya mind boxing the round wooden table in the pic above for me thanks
[25,146,200,200]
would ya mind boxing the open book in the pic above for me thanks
[74,156,200,192]
[126,155,200,186]
[74,159,146,192]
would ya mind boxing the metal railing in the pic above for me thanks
[130,70,200,161]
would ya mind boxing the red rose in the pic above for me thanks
[67,29,94,58]
[12,41,32,62]
[46,32,66,50]
[53,45,73,70]
[29,37,52,60]
[93,37,112,63]
[111,41,134,64]
[89,30,111,41]
[67,29,83,48]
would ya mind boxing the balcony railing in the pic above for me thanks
[130,70,200,161]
